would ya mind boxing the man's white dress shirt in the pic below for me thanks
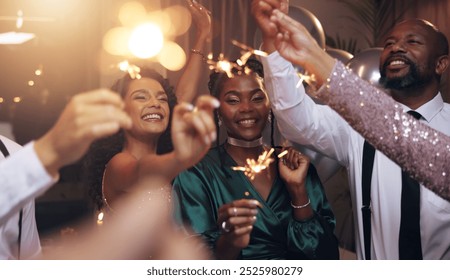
[261,52,450,259]
[1,135,56,259]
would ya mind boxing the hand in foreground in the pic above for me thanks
[171,95,219,168]
[217,199,261,250]
[44,181,211,260]
[35,89,132,177]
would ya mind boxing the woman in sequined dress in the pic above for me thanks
[84,68,218,215]
[84,1,214,213]
[254,1,450,201]
[85,69,176,213]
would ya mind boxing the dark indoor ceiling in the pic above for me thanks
[0,1,103,124]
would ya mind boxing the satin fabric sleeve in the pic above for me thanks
[285,165,339,259]
[315,61,450,201]
[172,165,222,252]
[261,52,355,166]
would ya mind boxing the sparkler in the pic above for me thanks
[206,53,234,78]
[277,150,288,158]
[97,211,104,226]
[232,148,289,180]
[206,40,268,78]
[118,60,141,79]
[231,40,268,65]
[297,71,318,91]
[227,40,317,90]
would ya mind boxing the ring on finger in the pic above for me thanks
[233,207,238,217]
[221,221,231,233]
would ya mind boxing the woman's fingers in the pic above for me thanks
[218,199,262,231]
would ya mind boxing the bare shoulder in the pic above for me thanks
[107,152,137,169]
[104,152,139,193]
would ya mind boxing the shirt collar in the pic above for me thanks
[400,93,444,123]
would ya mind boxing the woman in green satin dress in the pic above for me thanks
[173,59,339,260]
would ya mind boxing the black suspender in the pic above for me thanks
[0,138,24,259]
[0,139,9,158]
[361,140,376,260]
[17,210,23,259]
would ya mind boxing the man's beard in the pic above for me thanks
[379,61,430,90]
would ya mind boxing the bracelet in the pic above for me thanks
[190,48,207,63]
[290,198,310,209]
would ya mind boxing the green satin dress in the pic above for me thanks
[173,145,339,259]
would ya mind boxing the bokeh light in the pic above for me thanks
[13,97,21,103]
[103,27,132,56]
[158,41,186,71]
[163,5,191,37]
[128,23,163,59]
[148,10,172,35]
[118,1,147,27]
[28,80,35,86]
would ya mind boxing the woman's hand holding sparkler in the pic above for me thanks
[251,0,289,53]
[172,95,219,169]
[216,199,262,259]
[278,147,314,220]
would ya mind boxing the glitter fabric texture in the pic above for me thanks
[315,61,450,201]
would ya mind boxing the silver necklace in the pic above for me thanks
[227,136,263,148]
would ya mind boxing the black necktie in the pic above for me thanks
[398,110,423,259]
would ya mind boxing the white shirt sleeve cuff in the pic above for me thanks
[261,51,305,109]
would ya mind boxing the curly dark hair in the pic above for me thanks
[82,68,177,211]
[208,58,264,98]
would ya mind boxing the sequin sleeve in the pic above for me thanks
[315,61,450,201]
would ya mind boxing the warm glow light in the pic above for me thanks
[103,27,132,56]
[0,32,35,45]
[118,1,147,27]
[13,97,21,103]
[118,60,131,72]
[148,11,172,35]
[118,60,141,79]
[35,69,42,76]
[128,23,163,59]
[28,80,35,86]
[97,211,104,226]
[158,41,186,71]
[278,150,289,158]
[0,98,4,103]
[218,61,232,73]
[163,5,191,36]
[232,148,276,180]
[16,10,24,29]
